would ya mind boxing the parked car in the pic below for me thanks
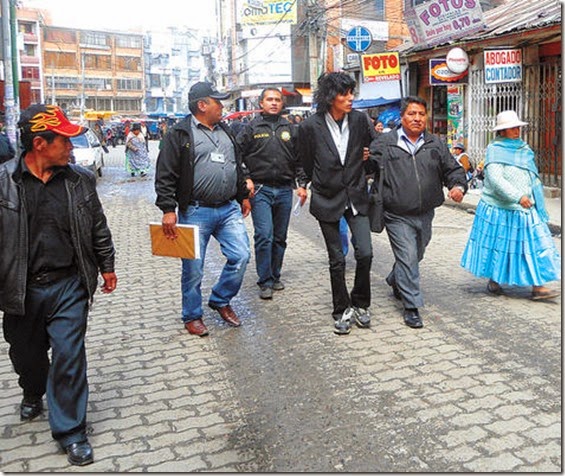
[70,129,104,178]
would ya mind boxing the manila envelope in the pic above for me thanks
[149,222,200,259]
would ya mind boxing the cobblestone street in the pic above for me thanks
[0,143,561,472]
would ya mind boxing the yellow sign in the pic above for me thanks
[239,0,297,25]
[361,52,401,83]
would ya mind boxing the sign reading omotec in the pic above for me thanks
[361,52,401,83]
[238,0,297,25]
[484,48,522,83]
[346,26,372,52]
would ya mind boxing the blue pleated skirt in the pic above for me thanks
[461,201,561,286]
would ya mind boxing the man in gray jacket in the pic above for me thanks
[369,96,466,329]
[0,104,117,466]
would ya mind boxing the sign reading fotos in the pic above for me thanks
[405,0,486,48]
[238,0,297,25]
[484,49,523,84]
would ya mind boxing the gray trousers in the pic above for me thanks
[384,209,434,309]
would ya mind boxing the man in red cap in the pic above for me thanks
[0,104,117,466]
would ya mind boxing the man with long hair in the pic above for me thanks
[296,72,377,335]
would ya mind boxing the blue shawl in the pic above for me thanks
[485,137,549,222]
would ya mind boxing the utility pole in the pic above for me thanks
[9,0,18,112]
[306,0,324,93]
[2,0,17,146]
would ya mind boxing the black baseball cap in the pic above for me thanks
[188,82,230,102]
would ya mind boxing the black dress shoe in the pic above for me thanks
[403,308,423,328]
[20,397,43,421]
[65,440,94,466]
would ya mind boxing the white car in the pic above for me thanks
[70,129,104,178]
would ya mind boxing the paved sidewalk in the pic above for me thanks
[0,144,561,472]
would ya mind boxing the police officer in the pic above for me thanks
[236,88,308,299]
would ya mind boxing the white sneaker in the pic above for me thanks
[354,307,371,328]
[334,307,355,335]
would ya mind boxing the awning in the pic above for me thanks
[281,88,298,96]
[352,97,401,109]
[296,88,311,96]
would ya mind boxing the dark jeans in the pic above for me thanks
[250,184,293,288]
[318,209,373,319]
[384,209,434,309]
[3,274,90,447]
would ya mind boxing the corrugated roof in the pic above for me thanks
[478,0,561,37]
[399,0,561,53]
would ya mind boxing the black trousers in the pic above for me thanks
[3,274,90,447]
[318,209,373,319]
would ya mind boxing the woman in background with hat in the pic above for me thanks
[125,122,150,177]
[460,110,560,300]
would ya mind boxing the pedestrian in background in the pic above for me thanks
[155,81,251,337]
[237,87,308,299]
[125,122,150,177]
[0,129,15,163]
[0,104,117,466]
[452,142,473,181]
[460,110,560,299]
[297,72,376,335]
[369,96,467,329]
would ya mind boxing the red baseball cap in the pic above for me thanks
[18,104,87,137]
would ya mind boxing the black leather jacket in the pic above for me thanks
[0,157,116,315]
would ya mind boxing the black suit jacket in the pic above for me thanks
[297,110,376,222]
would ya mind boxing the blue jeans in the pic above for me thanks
[250,185,293,288]
[179,200,250,322]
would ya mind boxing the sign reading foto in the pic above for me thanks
[484,49,523,83]
[361,52,400,83]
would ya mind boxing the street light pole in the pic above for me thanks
[2,0,17,146]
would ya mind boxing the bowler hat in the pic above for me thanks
[189,82,230,102]
[492,110,528,131]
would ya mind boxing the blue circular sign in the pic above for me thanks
[346,26,372,53]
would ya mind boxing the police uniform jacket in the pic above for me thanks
[236,114,307,188]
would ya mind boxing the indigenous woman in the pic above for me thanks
[125,122,150,177]
[461,110,560,300]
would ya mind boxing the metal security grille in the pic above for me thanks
[467,63,561,187]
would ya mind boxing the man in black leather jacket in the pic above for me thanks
[0,104,117,466]
[369,96,466,329]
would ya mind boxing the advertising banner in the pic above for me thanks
[447,85,464,147]
[405,0,485,48]
[361,52,401,83]
[238,0,297,25]
[429,59,468,85]
[484,49,522,83]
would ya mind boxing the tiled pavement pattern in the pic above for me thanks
[0,144,560,472]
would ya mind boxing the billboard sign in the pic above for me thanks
[238,0,297,25]
[361,52,401,83]
[484,49,523,83]
[429,59,468,85]
[405,0,485,48]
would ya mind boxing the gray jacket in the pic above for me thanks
[0,157,115,315]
